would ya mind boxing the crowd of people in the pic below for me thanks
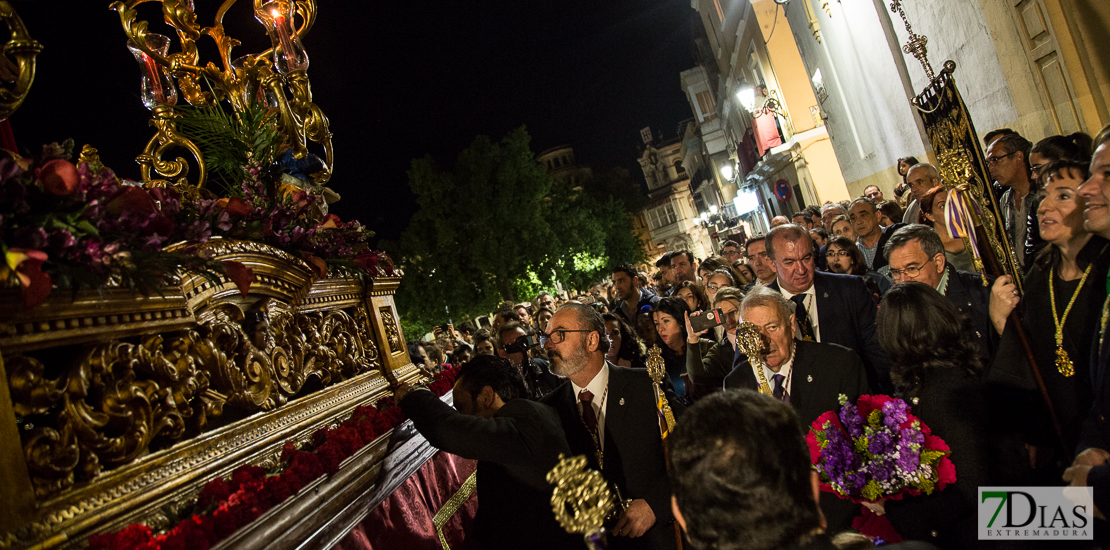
[394,125,1110,549]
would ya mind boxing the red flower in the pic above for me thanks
[2,248,52,310]
[855,394,894,419]
[229,464,266,491]
[196,477,231,509]
[806,411,841,464]
[87,524,153,550]
[217,197,253,216]
[935,456,957,489]
[36,159,80,196]
[221,260,255,297]
[106,186,159,216]
[318,214,342,229]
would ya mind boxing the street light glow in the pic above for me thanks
[709,204,719,215]
[737,86,756,112]
[720,164,734,180]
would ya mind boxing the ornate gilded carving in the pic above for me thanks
[379,307,400,353]
[7,299,378,499]
[0,1,43,121]
[548,454,613,536]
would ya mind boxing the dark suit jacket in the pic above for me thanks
[944,265,997,363]
[722,340,870,533]
[872,222,906,271]
[540,364,683,550]
[401,391,578,550]
[1082,302,1110,519]
[721,340,870,430]
[770,271,893,392]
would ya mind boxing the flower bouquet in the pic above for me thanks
[807,394,956,542]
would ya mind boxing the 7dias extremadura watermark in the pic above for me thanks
[979,487,1093,540]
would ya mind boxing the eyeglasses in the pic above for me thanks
[707,283,721,290]
[542,329,591,345]
[986,152,1017,166]
[825,250,850,259]
[889,263,925,279]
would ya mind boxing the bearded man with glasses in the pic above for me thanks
[539,303,684,549]
[764,224,893,393]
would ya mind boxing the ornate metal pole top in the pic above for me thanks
[548,454,614,537]
[889,0,936,82]
[735,321,764,359]
[645,345,665,385]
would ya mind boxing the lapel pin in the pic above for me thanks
[619,398,625,406]
[823,292,829,298]
[807,375,813,382]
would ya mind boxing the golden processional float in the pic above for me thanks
[888,1,1067,452]
[0,2,481,549]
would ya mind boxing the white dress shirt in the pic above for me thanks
[779,284,821,342]
[571,362,610,451]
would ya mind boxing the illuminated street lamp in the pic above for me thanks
[736,85,756,112]
[720,163,734,181]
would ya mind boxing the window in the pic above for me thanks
[695,90,717,121]
[648,202,679,230]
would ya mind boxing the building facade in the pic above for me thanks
[779,0,1109,197]
[636,138,715,259]
[682,0,851,234]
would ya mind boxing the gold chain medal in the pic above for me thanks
[1049,262,1095,378]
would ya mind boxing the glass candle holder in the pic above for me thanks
[232,55,279,108]
[127,33,177,110]
[255,1,309,75]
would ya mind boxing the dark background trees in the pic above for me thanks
[388,127,646,337]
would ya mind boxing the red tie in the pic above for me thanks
[580,389,597,436]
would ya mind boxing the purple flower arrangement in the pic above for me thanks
[807,394,956,542]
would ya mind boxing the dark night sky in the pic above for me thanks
[9,0,695,242]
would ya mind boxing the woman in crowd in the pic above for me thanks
[877,282,1030,549]
[602,312,647,369]
[472,330,496,356]
[878,200,903,228]
[674,280,709,314]
[824,236,889,297]
[894,155,920,207]
[653,297,713,402]
[732,262,756,286]
[635,307,659,349]
[918,186,975,272]
[1029,132,1093,185]
[831,215,856,241]
[704,268,737,304]
[992,158,1110,462]
[809,227,829,248]
[697,256,725,282]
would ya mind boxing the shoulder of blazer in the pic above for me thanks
[540,380,574,410]
[795,340,858,368]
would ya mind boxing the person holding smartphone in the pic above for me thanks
[684,287,743,392]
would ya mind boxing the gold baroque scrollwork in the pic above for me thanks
[8,300,380,499]
[0,1,43,121]
[379,307,400,353]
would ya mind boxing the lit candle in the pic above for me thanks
[271,9,298,73]
[142,53,166,105]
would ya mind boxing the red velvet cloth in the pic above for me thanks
[753,111,783,157]
[336,452,480,550]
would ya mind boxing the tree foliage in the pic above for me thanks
[389,127,647,329]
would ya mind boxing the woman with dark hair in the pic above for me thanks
[697,256,725,282]
[894,155,920,206]
[918,186,974,272]
[674,280,709,313]
[876,282,1030,549]
[634,307,658,349]
[732,262,755,286]
[704,268,737,304]
[652,297,713,402]
[992,158,1110,463]
[1030,133,1093,184]
[602,312,646,368]
[824,236,889,297]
